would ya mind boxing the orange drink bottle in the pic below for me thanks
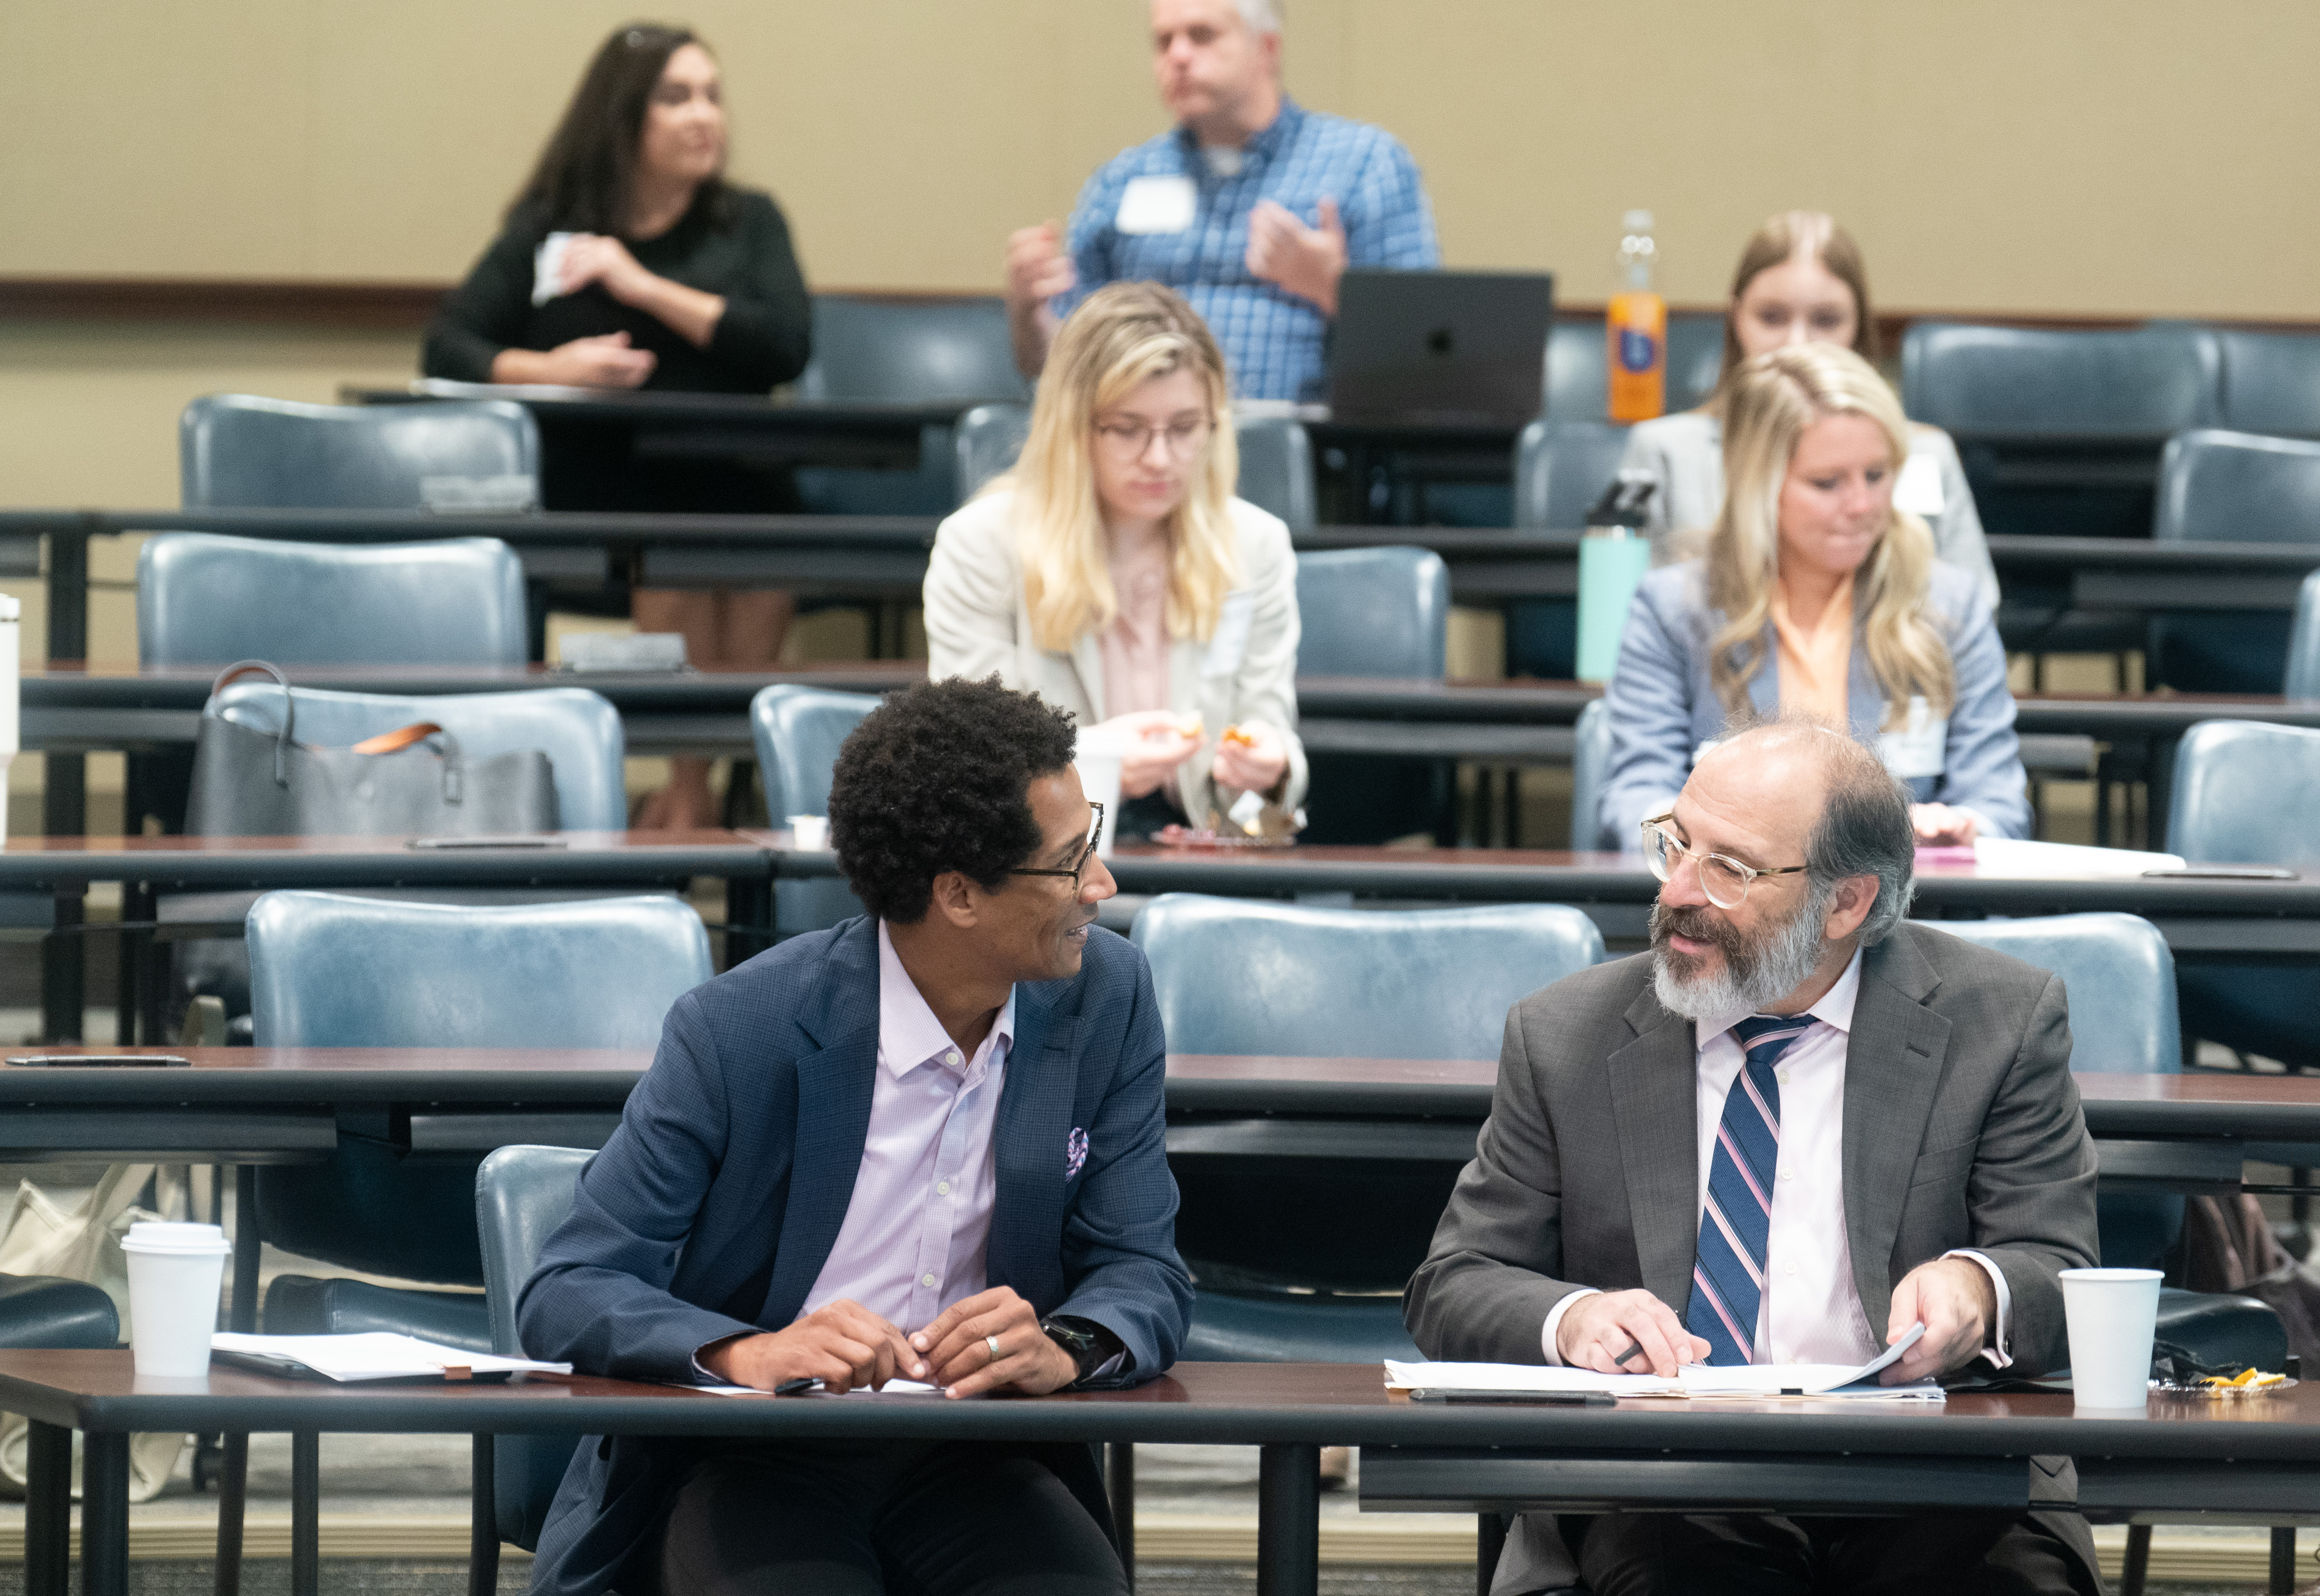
[1605,209,1666,423]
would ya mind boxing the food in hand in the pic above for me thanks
[1176,715,1206,741]
[1221,725,1256,748]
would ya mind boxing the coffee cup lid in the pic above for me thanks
[120,1221,231,1256]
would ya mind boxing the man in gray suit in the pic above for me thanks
[1406,719,2101,1595]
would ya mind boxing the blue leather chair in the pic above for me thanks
[1901,323,2222,436]
[179,394,539,511]
[1569,699,1612,851]
[1544,315,1724,424]
[2215,329,2320,437]
[0,1276,119,1349]
[247,893,711,1341]
[1234,416,1317,531]
[2287,571,2320,701]
[2167,721,2320,1069]
[138,533,528,667]
[749,685,876,934]
[2145,429,2320,692]
[1509,420,1633,679]
[792,295,1028,517]
[475,1144,593,1564]
[1134,894,1603,1359]
[952,402,1032,503]
[1293,547,1453,843]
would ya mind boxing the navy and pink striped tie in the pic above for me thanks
[1684,1014,1809,1365]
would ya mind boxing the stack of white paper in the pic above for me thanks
[1971,837,2185,877]
[211,1332,570,1382]
[1386,1323,1941,1401]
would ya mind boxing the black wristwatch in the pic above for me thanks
[1041,1316,1122,1385]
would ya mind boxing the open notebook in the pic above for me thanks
[211,1332,570,1383]
[1387,1322,1940,1401]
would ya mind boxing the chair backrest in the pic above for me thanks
[1926,913,2182,1270]
[205,683,626,830]
[1514,419,1633,530]
[2153,428,2320,546]
[476,1144,593,1358]
[1133,894,1603,1061]
[2167,719,2320,865]
[749,685,879,819]
[1901,322,2222,435]
[1234,416,1316,531]
[1569,698,1612,849]
[138,534,528,666]
[2286,572,2320,699]
[793,295,1029,405]
[1294,547,1449,679]
[181,395,540,511]
[247,891,712,1048]
[1544,315,1723,423]
[952,402,1032,503]
[2216,329,2320,436]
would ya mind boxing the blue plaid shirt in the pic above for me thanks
[1056,98,1440,402]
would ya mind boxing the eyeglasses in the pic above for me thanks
[1640,813,1808,910]
[1093,417,1213,461]
[1007,801,1106,891]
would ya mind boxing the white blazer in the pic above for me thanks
[923,487,1308,826]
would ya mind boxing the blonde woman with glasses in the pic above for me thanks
[1597,343,2027,850]
[923,281,1304,838]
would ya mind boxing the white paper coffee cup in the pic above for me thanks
[120,1222,231,1378]
[786,815,829,852]
[1074,734,1127,859]
[532,232,576,307]
[2060,1266,2163,1411]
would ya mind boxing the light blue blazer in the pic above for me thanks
[1596,560,2030,849]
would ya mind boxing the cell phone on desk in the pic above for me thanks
[2141,866,2297,880]
[4,1054,191,1067]
[406,835,568,851]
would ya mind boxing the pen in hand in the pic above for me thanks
[1612,1339,1647,1371]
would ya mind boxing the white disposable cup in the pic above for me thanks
[786,815,829,851]
[119,1222,232,1378]
[1074,736,1127,859]
[2060,1266,2163,1410]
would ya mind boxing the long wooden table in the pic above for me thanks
[9,1352,2317,1596]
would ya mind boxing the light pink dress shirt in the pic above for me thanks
[1542,948,2014,1368]
[796,920,1015,1333]
[1098,528,1173,722]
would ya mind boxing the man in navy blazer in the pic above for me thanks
[518,677,1193,1596]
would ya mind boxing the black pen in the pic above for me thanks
[772,1377,818,1395]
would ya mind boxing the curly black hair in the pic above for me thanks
[828,676,1080,922]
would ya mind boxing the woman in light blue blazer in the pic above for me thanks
[1598,343,2028,850]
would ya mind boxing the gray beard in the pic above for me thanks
[1651,881,1835,1022]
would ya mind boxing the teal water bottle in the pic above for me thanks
[1575,473,1658,683]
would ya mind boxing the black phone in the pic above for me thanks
[2141,866,2297,880]
[4,1054,192,1067]
[405,836,568,851]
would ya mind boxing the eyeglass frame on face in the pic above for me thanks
[1005,801,1106,891]
[1640,811,1809,910]
[1091,414,1214,461]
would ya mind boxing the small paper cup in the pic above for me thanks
[1075,732,1131,858]
[120,1222,232,1378]
[786,815,829,852]
[2060,1266,2163,1411]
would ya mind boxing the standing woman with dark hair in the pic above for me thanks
[426,23,814,828]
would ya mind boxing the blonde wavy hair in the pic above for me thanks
[1706,344,1951,727]
[1000,282,1241,653]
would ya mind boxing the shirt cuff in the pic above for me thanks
[1944,1249,2014,1369]
[1540,1288,1601,1367]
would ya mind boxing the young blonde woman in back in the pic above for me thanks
[1618,211,1997,610]
[1598,343,2027,849]
[923,281,1304,837]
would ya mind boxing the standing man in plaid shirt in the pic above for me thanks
[1005,0,1440,402]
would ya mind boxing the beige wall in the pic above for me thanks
[6,0,2319,311]
[4,0,2318,688]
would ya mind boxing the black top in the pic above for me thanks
[422,188,812,394]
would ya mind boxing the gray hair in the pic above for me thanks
[1801,737,1917,945]
[1236,0,1284,33]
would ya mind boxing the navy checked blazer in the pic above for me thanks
[1057,97,1439,401]
[516,915,1193,1596]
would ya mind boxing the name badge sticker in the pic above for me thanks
[1878,696,1948,780]
[1116,175,1197,236]
[1201,590,1256,679]
[1894,450,1945,517]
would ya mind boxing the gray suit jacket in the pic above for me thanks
[1406,920,2099,1372]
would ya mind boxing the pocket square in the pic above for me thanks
[1065,1127,1089,1179]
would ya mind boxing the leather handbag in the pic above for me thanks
[183,662,558,837]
